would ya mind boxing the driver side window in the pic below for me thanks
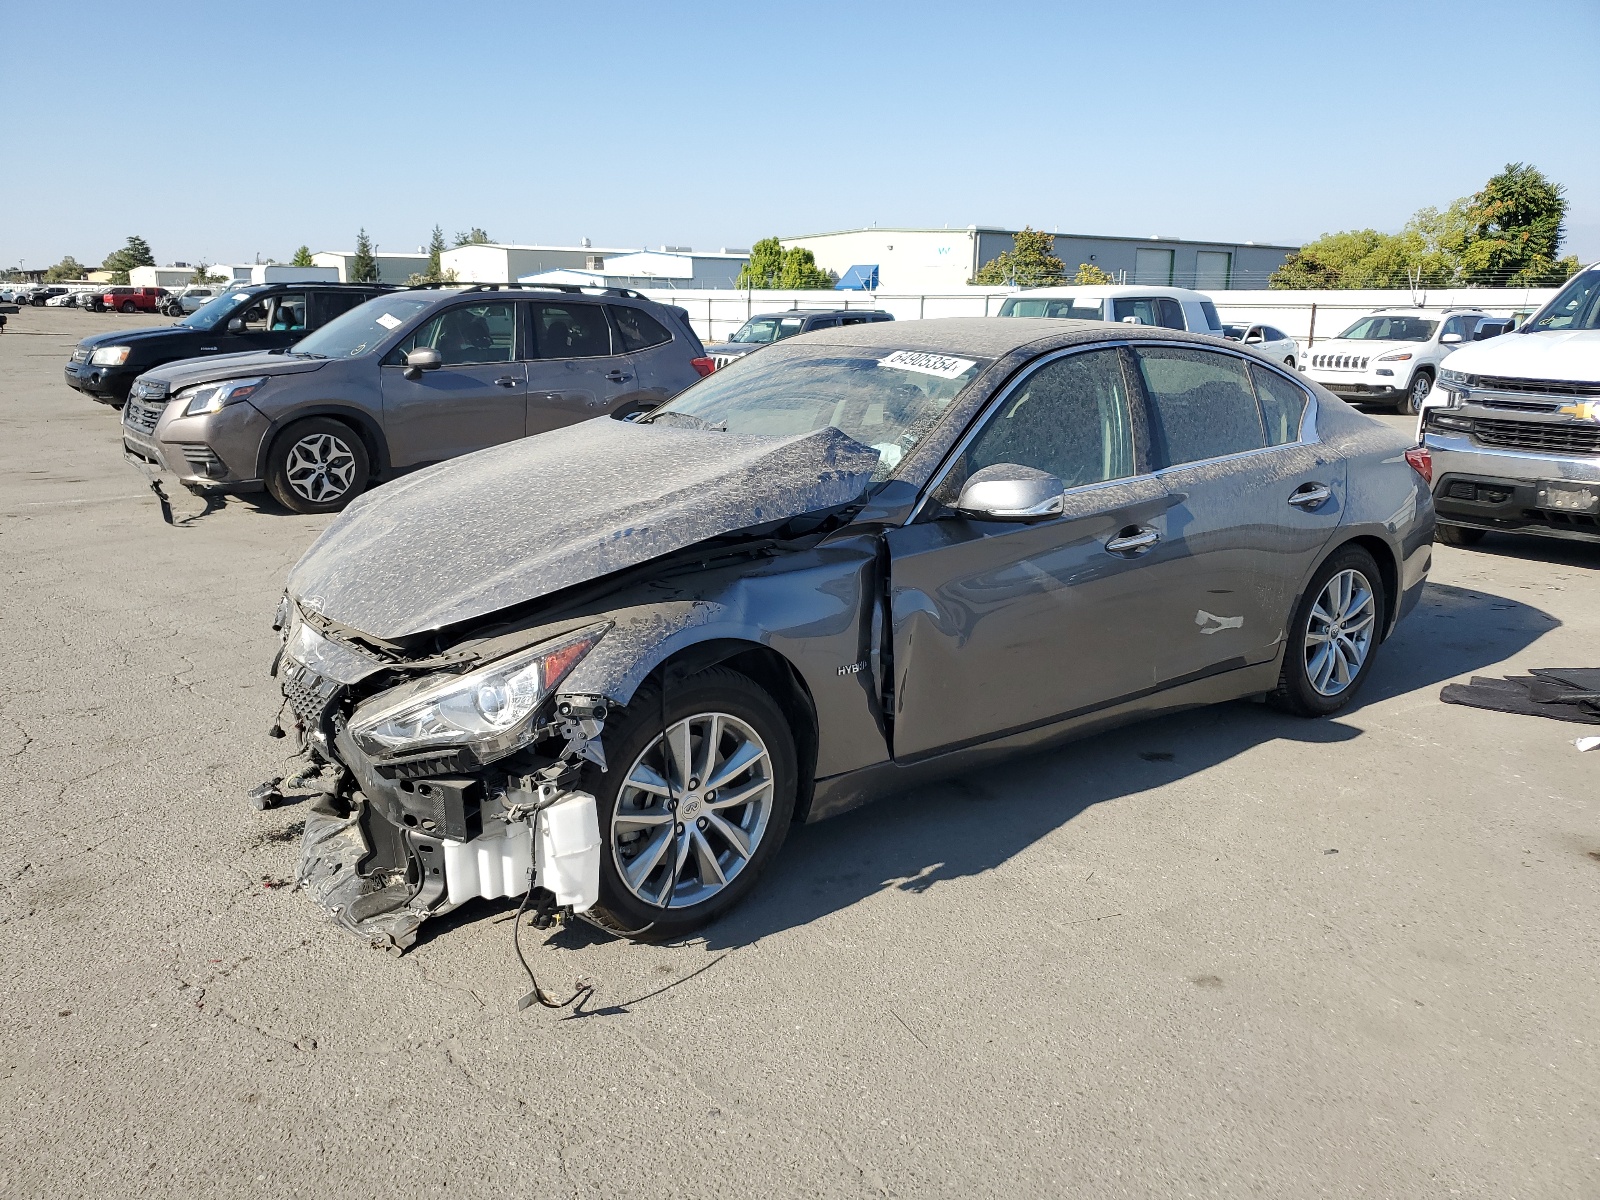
[394,302,517,366]
[239,293,307,333]
[939,349,1136,502]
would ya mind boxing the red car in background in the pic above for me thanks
[98,286,169,314]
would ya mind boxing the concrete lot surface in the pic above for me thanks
[1,305,1597,1198]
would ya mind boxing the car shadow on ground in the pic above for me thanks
[1446,532,1600,571]
[600,577,1556,955]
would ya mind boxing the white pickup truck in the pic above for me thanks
[1418,262,1600,546]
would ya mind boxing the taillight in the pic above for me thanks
[690,357,715,377]
[1403,446,1432,484]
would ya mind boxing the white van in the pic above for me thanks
[996,285,1224,338]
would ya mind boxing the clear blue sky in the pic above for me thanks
[5,0,1597,271]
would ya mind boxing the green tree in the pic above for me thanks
[100,235,156,285]
[1073,262,1115,284]
[350,228,380,283]
[1460,163,1574,287]
[290,245,314,267]
[44,255,87,282]
[452,227,491,247]
[972,227,1066,286]
[427,225,447,278]
[735,237,785,288]
[735,237,836,289]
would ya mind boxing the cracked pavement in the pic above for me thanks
[1,306,1598,1197]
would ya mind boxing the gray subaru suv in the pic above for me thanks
[121,284,711,513]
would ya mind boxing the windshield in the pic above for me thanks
[1336,315,1438,342]
[292,295,436,359]
[650,343,988,480]
[1526,269,1600,332]
[997,297,1105,321]
[179,288,259,330]
[729,316,806,344]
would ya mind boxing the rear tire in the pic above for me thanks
[1437,523,1485,547]
[1397,370,1432,416]
[1269,545,1387,717]
[119,301,136,313]
[264,418,370,514]
[581,666,798,939]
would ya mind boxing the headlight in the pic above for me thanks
[89,345,131,366]
[180,376,268,416]
[349,625,608,762]
[1439,368,1471,386]
[1378,351,1413,362]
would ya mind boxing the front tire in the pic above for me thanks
[582,666,798,939]
[1437,523,1485,547]
[264,418,370,514]
[1397,370,1432,416]
[1269,546,1386,717]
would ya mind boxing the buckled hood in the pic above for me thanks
[287,417,880,641]
[138,350,330,391]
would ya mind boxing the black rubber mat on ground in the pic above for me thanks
[1440,668,1600,725]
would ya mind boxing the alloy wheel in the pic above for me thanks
[284,432,357,504]
[1304,568,1377,696]
[1408,373,1431,411]
[611,711,774,910]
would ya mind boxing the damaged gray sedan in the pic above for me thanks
[272,318,1434,950]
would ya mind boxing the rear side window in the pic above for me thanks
[1112,298,1160,327]
[609,305,672,351]
[1199,300,1222,331]
[311,291,370,327]
[1155,298,1185,330]
[958,349,1136,491]
[529,302,612,359]
[1249,365,1308,446]
[1133,346,1266,467]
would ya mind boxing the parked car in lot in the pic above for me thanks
[122,284,712,513]
[1222,322,1300,367]
[18,285,69,307]
[161,285,229,316]
[706,309,893,368]
[44,290,81,307]
[1419,262,1600,546]
[1301,308,1493,415]
[268,317,1433,951]
[97,286,170,314]
[996,284,1226,339]
[67,281,391,405]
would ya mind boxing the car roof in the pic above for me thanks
[1366,307,1484,316]
[1009,284,1213,301]
[781,315,1228,358]
[745,309,889,320]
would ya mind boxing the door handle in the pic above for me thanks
[605,370,631,382]
[494,376,520,388]
[1105,526,1160,554]
[1288,483,1332,509]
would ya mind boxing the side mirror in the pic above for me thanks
[1244,333,1263,344]
[402,347,442,380]
[1121,315,1142,324]
[1440,332,1463,344]
[954,464,1065,522]
[227,317,244,333]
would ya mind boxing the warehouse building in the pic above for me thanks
[781,227,1296,292]
[519,248,749,290]
[311,251,430,284]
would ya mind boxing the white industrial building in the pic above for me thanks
[312,250,430,284]
[442,242,633,284]
[519,248,749,290]
[781,227,1297,292]
[130,263,337,288]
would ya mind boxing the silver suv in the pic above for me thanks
[122,284,711,513]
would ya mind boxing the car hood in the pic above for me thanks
[287,417,881,641]
[706,343,759,356]
[140,350,330,389]
[1311,339,1423,361]
[75,325,196,352]
[1441,329,1600,382]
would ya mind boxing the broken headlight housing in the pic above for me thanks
[348,625,607,763]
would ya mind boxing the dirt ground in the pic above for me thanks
[2,303,1597,1198]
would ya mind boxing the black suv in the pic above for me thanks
[706,308,893,368]
[65,282,393,405]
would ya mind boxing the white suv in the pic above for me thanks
[996,285,1225,337]
[1302,308,1490,414]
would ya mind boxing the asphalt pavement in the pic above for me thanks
[2,304,1597,1198]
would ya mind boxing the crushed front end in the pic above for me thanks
[271,598,609,953]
